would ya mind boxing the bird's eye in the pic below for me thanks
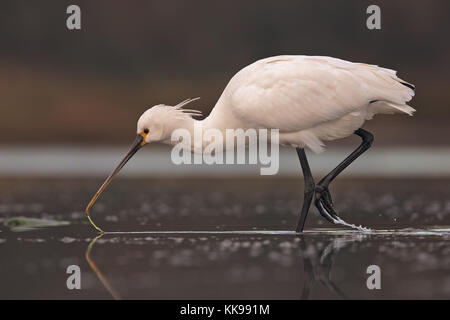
[143,128,149,134]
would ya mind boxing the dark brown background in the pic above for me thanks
[1,0,448,146]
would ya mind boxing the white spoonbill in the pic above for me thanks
[85,55,415,233]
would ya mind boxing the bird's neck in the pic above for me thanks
[167,116,226,153]
[166,96,240,152]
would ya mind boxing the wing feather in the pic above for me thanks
[222,55,414,133]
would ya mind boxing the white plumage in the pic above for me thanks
[202,55,415,153]
[86,55,416,233]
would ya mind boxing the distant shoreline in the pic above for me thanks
[0,146,449,178]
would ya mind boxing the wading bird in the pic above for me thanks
[86,55,415,233]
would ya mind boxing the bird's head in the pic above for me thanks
[137,97,202,144]
[85,98,201,232]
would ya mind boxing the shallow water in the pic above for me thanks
[0,178,450,299]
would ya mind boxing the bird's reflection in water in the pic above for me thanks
[85,234,121,300]
[299,234,365,300]
[85,232,366,300]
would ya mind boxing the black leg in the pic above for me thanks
[314,128,374,223]
[296,148,315,233]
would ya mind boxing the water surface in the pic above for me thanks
[1,178,449,299]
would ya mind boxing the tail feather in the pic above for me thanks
[398,80,415,91]
[383,102,416,115]
[358,65,416,119]
[367,100,416,119]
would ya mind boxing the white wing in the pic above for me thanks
[220,55,415,135]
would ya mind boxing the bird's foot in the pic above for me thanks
[318,186,335,209]
[314,186,340,224]
[314,187,372,232]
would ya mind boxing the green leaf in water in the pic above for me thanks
[4,217,70,232]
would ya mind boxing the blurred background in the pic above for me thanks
[0,0,449,147]
[1,1,450,300]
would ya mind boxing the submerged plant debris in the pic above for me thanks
[4,217,70,232]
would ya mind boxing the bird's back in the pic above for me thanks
[210,55,415,152]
